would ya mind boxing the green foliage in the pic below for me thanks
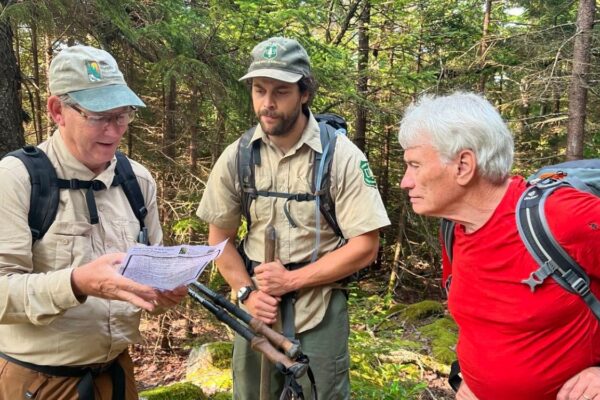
[421,318,458,365]
[400,300,445,323]
[139,382,207,400]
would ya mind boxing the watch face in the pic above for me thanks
[237,286,251,301]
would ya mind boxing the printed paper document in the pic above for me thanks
[118,240,227,290]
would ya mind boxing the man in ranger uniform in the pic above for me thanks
[197,37,390,399]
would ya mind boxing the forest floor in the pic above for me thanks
[131,276,455,399]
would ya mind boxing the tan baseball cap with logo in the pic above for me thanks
[239,37,311,83]
[49,45,145,112]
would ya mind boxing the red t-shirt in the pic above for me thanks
[444,176,600,400]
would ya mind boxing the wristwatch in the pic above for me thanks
[236,285,255,304]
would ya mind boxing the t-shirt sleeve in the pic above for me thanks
[330,135,390,238]
[196,141,243,230]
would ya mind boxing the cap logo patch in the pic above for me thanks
[263,43,278,59]
[360,160,376,187]
[85,61,102,82]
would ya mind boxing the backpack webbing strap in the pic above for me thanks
[113,152,149,245]
[237,127,258,230]
[5,145,60,242]
[237,124,343,238]
[312,123,343,262]
[516,181,600,321]
[57,178,107,225]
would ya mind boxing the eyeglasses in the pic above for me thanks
[68,104,136,127]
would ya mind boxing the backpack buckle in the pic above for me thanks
[521,260,557,292]
[570,278,590,296]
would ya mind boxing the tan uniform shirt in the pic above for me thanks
[197,113,390,332]
[0,131,162,366]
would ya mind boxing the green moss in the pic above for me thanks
[420,317,458,365]
[139,382,207,400]
[400,300,445,323]
[209,391,232,399]
[206,341,233,369]
[395,339,423,351]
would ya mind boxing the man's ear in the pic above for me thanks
[47,96,66,126]
[300,90,309,105]
[456,149,476,185]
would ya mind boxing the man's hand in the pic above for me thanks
[254,260,294,297]
[456,380,479,400]
[71,253,158,312]
[557,367,600,400]
[155,285,188,308]
[243,289,280,325]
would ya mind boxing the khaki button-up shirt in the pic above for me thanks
[197,114,390,332]
[0,131,162,366]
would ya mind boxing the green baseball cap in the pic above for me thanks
[49,45,145,112]
[239,37,311,83]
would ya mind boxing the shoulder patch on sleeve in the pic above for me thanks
[360,160,377,188]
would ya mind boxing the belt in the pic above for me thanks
[0,352,125,400]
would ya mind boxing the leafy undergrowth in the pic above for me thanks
[132,281,455,399]
[348,286,455,399]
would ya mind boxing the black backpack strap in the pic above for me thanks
[440,218,455,292]
[440,218,455,262]
[237,127,259,232]
[517,181,600,321]
[313,122,343,238]
[113,152,149,245]
[4,145,60,242]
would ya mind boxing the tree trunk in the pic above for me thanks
[354,1,370,153]
[30,20,44,144]
[477,0,493,93]
[566,0,595,160]
[45,35,53,138]
[0,4,25,156]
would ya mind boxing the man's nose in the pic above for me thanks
[262,92,276,109]
[400,174,414,189]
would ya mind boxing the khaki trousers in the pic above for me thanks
[0,350,138,400]
[233,289,351,400]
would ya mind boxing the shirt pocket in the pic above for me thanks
[34,221,93,272]
[106,218,141,250]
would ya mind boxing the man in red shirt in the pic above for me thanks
[398,92,600,400]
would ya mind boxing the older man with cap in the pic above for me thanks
[197,37,389,399]
[0,45,186,400]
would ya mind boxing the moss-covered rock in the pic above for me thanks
[139,382,207,400]
[209,391,233,399]
[187,341,232,372]
[420,317,458,365]
[400,300,445,323]
[186,341,233,396]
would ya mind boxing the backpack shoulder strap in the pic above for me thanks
[113,152,149,244]
[440,218,455,262]
[4,145,59,242]
[516,181,600,321]
[313,122,343,238]
[440,218,455,293]
[237,127,259,231]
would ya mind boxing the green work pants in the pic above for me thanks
[232,289,350,400]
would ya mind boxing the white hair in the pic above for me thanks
[398,92,514,184]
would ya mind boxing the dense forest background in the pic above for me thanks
[0,0,599,397]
